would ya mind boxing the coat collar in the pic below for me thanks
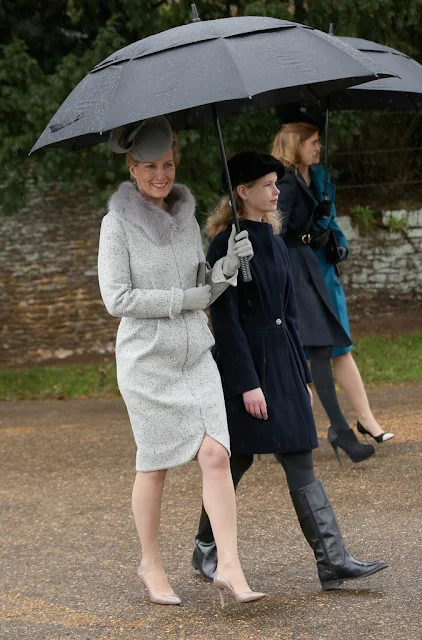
[309,165,336,201]
[286,166,317,204]
[108,181,196,245]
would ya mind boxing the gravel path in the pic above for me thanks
[1,385,421,639]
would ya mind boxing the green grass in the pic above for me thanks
[0,362,119,400]
[0,333,421,400]
[351,332,422,384]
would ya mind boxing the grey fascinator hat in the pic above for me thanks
[107,116,173,162]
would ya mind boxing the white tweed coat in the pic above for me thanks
[98,181,236,471]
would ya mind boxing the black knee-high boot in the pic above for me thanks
[192,454,254,582]
[290,480,387,590]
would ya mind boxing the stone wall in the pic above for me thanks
[337,209,422,295]
[0,196,421,368]
[0,190,118,367]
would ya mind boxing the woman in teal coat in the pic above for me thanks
[309,163,352,355]
[310,161,393,443]
[273,117,394,458]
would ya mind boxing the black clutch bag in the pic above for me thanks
[310,228,330,250]
[196,261,207,286]
[325,230,346,265]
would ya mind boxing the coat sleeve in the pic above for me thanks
[282,245,312,384]
[207,234,261,395]
[312,166,348,250]
[328,202,349,250]
[195,220,238,305]
[277,171,298,235]
[98,214,184,319]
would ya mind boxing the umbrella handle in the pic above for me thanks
[239,255,252,283]
[212,104,252,283]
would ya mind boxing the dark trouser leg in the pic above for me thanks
[193,454,254,581]
[308,346,350,433]
[275,450,316,490]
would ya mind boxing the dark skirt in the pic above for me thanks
[287,245,352,349]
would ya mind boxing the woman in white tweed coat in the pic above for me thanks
[97,117,263,606]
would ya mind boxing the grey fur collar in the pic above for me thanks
[108,181,196,245]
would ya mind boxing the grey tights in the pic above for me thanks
[308,346,350,434]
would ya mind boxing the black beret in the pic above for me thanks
[222,151,285,193]
[277,105,321,128]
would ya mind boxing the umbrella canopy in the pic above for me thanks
[315,36,422,200]
[329,37,422,111]
[30,16,393,154]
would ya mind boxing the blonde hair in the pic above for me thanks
[125,132,181,169]
[271,122,318,167]
[206,180,281,239]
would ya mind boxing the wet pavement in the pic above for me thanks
[1,384,421,639]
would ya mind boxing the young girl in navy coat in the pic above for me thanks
[192,151,387,592]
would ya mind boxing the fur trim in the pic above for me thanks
[108,181,196,245]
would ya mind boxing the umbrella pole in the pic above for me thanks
[323,23,335,202]
[212,103,252,282]
[323,100,330,199]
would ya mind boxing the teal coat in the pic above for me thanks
[309,165,353,357]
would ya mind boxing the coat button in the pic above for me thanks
[276,318,282,325]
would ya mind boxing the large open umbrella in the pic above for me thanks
[318,31,422,204]
[31,9,393,280]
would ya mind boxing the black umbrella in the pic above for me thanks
[331,37,422,111]
[319,30,422,206]
[31,9,393,281]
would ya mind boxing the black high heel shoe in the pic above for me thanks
[328,426,375,466]
[357,421,394,443]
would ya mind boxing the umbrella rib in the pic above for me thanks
[219,34,258,100]
[100,58,136,134]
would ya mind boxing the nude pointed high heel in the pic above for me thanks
[137,566,181,605]
[213,572,265,608]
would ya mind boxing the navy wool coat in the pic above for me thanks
[207,219,318,455]
[277,168,352,349]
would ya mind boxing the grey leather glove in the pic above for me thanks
[182,284,211,311]
[222,224,254,277]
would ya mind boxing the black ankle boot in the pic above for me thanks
[328,426,375,465]
[290,480,387,590]
[191,537,217,582]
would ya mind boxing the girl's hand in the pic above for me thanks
[307,384,313,407]
[222,224,254,277]
[243,387,268,420]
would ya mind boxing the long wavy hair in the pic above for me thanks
[206,180,282,240]
[271,122,318,168]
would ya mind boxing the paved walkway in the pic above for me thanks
[1,385,421,639]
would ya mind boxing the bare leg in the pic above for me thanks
[332,352,384,437]
[197,436,250,592]
[132,469,175,596]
